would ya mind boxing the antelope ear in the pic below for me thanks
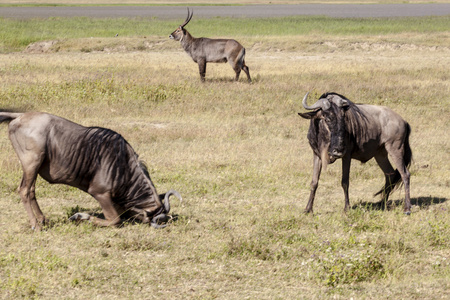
[298,111,318,119]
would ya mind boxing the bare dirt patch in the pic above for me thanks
[22,38,175,54]
[23,40,59,53]
[323,41,450,52]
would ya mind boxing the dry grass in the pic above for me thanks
[0,29,449,299]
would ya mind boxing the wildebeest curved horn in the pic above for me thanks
[161,189,183,214]
[180,7,193,28]
[151,213,169,229]
[151,190,182,229]
[302,92,318,110]
[302,92,330,111]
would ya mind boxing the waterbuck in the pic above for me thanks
[169,8,251,83]
[298,92,412,214]
[0,111,182,230]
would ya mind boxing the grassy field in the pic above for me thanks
[0,13,449,299]
[1,15,448,53]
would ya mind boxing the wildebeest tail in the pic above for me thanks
[0,111,23,124]
[403,122,412,169]
[375,122,412,197]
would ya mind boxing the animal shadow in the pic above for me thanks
[43,207,181,229]
[63,205,181,227]
[352,196,447,211]
[410,196,447,207]
[206,77,248,84]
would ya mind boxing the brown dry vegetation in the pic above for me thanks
[0,25,449,300]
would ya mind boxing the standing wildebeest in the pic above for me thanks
[0,111,182,230]
[169,8,251,83]
[298,92,412,214]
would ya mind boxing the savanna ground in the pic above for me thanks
[0,3,449,299]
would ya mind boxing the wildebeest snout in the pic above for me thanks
[329,148,345,159]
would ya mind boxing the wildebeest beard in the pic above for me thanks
[309,118,333,170]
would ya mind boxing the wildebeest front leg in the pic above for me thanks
[70,192,122,227]
[305,154,322,213]
[341,155,352,212]
[198,58,206,82]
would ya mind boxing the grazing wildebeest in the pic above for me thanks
[169,8,251,83]
[298,92,412,214]
[0,111,182,230]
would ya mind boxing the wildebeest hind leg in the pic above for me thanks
[385,144,411,214]
[374,152,397,208]
[18,155,46,231]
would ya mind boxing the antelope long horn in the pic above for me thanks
[181,7,193,28]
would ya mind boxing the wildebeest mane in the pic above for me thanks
[344,103,371,150]
[319,92,348,101]
[51,126,157,211]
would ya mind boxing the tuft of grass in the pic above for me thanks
[317,248,385,287]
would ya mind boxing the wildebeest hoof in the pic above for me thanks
[69,212,91,221]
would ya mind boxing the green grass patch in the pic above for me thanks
[1,15,449,52]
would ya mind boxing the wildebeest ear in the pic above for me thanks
[298,111,318,119]
[339,98,350,107]
[330,96,350,108]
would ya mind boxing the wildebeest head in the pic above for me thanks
[298,92,351,166]
[169,8,193,41]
